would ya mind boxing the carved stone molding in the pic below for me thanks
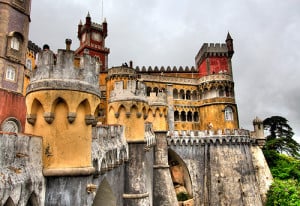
[85,115,95,125]
[67,112,76,123]
[26,114,37,125]
[126,112,131,118]
[143,114,148,120]
[136,112,142,118]
[43,112,55,124]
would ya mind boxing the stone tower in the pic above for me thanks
[194,33,239,130]
[76,12,109,72]
[25,40,101,176]
[0,0,31,132]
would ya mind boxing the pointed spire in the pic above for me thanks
[79,20,82,25]
[226,32,233,41]
[87,12,91,18]
[103,17,107,23]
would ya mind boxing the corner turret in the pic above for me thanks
[226,32,234,58]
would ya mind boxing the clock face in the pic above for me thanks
[92,32,101,41]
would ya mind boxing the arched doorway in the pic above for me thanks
[168,149,193,203]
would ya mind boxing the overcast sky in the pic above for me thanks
[29,0,300,142]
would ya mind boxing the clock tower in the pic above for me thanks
[0,0,31,132]
[75,12,110,72]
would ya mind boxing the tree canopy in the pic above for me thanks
[263,116,300,158]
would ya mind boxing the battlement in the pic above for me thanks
[109,79,147,103]
[92,125,128,173]
[135,66,196,73]
[27,49,100,97]
[167,129,265,146]
[148,91,167,106]
[195,43,228,67]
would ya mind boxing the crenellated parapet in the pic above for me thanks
[195,43,229,68]
[109,79,147,103]
[167,129,251,146]
[135,66,196,73]
[27,49,100,97]
[0,132,44,205]
[144,122,156,149]
[92,124,128,174]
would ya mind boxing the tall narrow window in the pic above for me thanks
[26,59,32,70]
[224,107,233,121]
[174,111,179,121]
[11,37,20,50]
[6,66,16,81]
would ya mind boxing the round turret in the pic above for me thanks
[25,42,101,176]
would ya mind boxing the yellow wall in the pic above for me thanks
[25,90,100,170]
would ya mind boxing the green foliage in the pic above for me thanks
[176,192,189,201]
[264,152,300,205]
[266,179,300,206]
[263,116,300,158]
[264,152,300,180]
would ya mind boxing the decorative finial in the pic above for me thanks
[79,20,82,25]
[87,12,91,18]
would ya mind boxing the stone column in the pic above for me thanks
[166,84,174,131]
[123,142,151,206]
[153,131,178,205]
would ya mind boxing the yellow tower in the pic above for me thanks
[106,66,149,141]
[25,40,101,176]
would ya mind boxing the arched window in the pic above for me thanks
[219,86,224,97]
[191,90,197,100]
[173,88,178,99]
[26,59,32,70]
[146,87,151,96]
[179,89,185,99]
[186,90,191,100]
[224,106,233,121]
[11,37,20,50]
[187,111,192,122]
[180,111,186,121]
[193,112,199,122]
[153,87,159,96]
[174,111,179,121]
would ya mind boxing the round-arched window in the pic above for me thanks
[1,118,20,133]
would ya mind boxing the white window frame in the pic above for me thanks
[224,106,233,121]
[11,37,20,50]
[26,58,32,70]
[6,66,16,81]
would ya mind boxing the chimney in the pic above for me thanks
[65,39,72,51]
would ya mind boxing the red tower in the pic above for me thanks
[75,12,110,72]
[195,33,234,78]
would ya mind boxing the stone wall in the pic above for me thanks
[168,134,270,206]
[0,132,44,205]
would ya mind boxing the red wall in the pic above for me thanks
[209,57,228,74]
[198,60,207,77]
[198,57,229,78]
[0,89,26,132]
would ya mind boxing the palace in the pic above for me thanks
[0,1,272,205]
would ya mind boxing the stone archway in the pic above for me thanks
[92,178,116,206]
[168,149,193,204]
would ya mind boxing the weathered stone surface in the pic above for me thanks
[0,132,45,205]
[169,136,266,206]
